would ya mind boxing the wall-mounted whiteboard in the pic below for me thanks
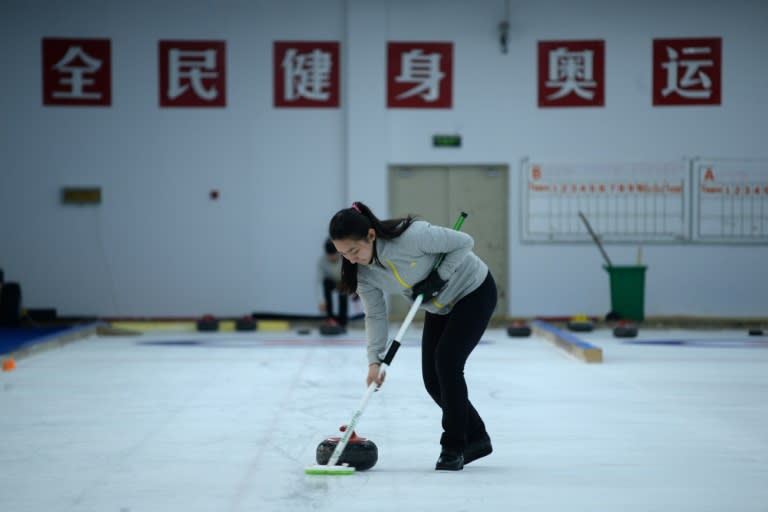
[521,160,690,242]
[693,159,768,243]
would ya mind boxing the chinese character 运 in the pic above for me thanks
[661,46,713,99]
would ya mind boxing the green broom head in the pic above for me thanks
[304,464,355,475]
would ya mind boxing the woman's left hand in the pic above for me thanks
[367,363,385,388]
[411,270,447,300]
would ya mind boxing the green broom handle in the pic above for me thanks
[429,211,468,273]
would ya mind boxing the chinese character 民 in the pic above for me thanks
[167,49,219,101]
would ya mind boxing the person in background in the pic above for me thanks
[328,201,497,471]
[317,238,348,327]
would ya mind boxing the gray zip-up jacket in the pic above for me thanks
[357,220,489,364]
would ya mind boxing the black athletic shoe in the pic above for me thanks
[464,435,492,465]
[435,448,464,471]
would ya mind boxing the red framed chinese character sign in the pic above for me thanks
[538,40,604,108]
[653,37,721,106]
[42,38,112,106]
[387,42,452,109]
[159,40,227,107]
[274,41,340,108]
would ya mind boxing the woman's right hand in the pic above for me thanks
[367,363,385,388]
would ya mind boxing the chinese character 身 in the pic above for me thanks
[395,49,445,101]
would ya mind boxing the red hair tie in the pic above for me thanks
[351,203,361,213]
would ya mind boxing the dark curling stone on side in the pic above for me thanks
[235,315,256,331]
[507,321,532,337]
[319,323,346,336]
[196,314,219,332]
[613,321,639,338]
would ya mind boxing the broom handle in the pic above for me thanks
[432,212,467,270]
[578,211,613,267]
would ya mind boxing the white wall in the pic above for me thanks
[1,0,766,319]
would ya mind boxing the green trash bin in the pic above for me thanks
[603,265,647,321]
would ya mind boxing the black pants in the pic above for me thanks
[421,271,497,450]
[322,278,348,326]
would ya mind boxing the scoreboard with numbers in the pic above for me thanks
[522,160,690,242]
[694,160,768,243]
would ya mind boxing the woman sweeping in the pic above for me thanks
[328,201,497,471]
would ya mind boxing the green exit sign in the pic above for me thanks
[432,134,462,148]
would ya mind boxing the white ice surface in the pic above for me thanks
[1,326,767,512]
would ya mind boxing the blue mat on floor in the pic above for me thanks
[0,327,71,356]
[623,337,768,348]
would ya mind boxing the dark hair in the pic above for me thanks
[323,238,337,255]
[328,201,415,294]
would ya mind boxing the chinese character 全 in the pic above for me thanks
[52,46,103,100]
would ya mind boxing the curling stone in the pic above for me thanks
[297,328,311,335]
[507,320,532,337]
[319,320,346,336]
[196,314,219,332]
[748,328,764,336]
[235,315,256,331]
[315,425,378,471]
[567,314,594,332]
[613,321,638,338]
